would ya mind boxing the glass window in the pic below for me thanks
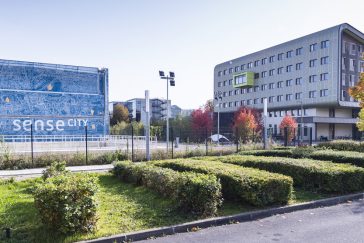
[295,92,302,100]
[309,59,317,67]
[277,81,283,88]
[286,79,293,86]
[234,66,240,72]
[241,64,245,70]
[286,50,293,58]
[218,71,222,77]
[286,94,293,101]
[321,56,329,65]
[277,67,283,74]
[296,47,303,55]
[320,73,329,81]
[310,43,317,52]
[278,53,284,60]
[218,82,222,87]
[296,62,303,70]
[261,71,267,78]
[247,62,253,69]
[321,40,329,49]
[254,60,260,67]
[261,84,267,90]
[277,95,283,102]
[309,90,317,98]
[320,89,329,97]
[296,77,302,85]
[269,55,275,63]
[269,69,275,76]
[309,75,317,83]
[229,68,233,73]
[286,65,292,72]
[261,58,267,65]
[269,83,275,89]
[223,69,227,75]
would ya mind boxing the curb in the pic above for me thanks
[79,192,364,243]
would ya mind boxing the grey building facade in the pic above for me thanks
[214,23,364,140]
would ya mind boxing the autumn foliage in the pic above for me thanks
[191,108,213,135]
[349,72,364,131]
[279,115,298,142]
[233,107,259,143]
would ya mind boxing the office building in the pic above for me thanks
[214,23,364,140]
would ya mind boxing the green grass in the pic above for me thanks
[0,173,339,242]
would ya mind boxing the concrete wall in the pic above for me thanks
[316,123,330,138]
[335,124,352,137]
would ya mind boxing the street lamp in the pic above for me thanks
[159,71,175,153]
[214,91,222,145]
[298,100,304,145]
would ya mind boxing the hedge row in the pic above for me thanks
[316,140,364,152]
[113,161,222,216]
[240,149,364,168]
[33,173,98,234]
[153,159,293,206]
[209,155,364,193]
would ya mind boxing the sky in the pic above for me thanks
[0,0,363,109]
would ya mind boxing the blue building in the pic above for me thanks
[0,59,109,136]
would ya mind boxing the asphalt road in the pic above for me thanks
[140,199,364,243]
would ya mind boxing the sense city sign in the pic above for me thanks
[12,119,89,132]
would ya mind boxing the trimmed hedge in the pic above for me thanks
[240,149,364,168]
[316,140,364,152]
[153,159,293,206]
[211,155,364,193]
[113,161,222,216]
[33,173,98,234]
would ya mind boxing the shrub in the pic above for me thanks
[113,161,222,216]
[316,140,364,152]
[213,155,364,193]
[153,159,293,206]
[42,161,68,180]
[33,173,98,234]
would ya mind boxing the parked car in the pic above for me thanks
[209,134,231,144]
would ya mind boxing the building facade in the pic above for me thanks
[0,59,109,136]
[214,23,364,140]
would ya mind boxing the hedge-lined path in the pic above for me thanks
[139,198,364,243]
[0,164,113,179]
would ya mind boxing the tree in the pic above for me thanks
[111,104,129,125]
[232,107,258,143]
[349,72,364,130]
[204,99,214,112]
[279,115,298,142]
[191,108,213,139]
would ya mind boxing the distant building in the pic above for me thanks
[171,105,182,118]
[181,109,194,117]
[214,23,364,140]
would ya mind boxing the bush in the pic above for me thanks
[153,159,293,206]
[213,155,364,193]
[113,161,222,216]
[42,161,68,180]
[240,149,364,168]
[33,173,98,234]
[316,140,364,152]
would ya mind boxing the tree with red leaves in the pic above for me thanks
[233,107,262,143]
[233,107,258,143]
[279,115,297,142]
[191,108,213,139]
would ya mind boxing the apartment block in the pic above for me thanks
[214,23,364,140]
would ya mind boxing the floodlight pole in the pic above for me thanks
[214,91,222,146]
[166,79,170,154]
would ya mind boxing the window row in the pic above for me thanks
[220,89,329,108]
[217,40,330,77]
[343,41,364,56]
[342,58,364,72]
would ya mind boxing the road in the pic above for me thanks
[140,199,364,243]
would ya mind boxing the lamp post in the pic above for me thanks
[297,100,304,145]
[159,71,175,153]
[214,91,222,145]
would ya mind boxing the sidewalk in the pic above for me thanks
[0,164,114,179]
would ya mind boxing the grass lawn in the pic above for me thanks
[0,173,333,243]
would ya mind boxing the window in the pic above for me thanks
[286,94,293,101]
[286,65,292,72]
[278,53,284,60]
[277,67,283,74]
[261,71,267,78]
[261,58,267,65]
[286,79,293,86]
[247,87,252,93]
[296,47,303,55]
[254,86,260,92]
[229,102,232,107]
[295,92,302,100]
[269,96,275,103]
[277,81,283,88]
[247,62,253,69]
[241,88,245,94]
[269,82,275,89]
[228,91,232,96]
[296,77,302,85]
[309,75,317,83]
[241,100,246,106]
[218,71,222,77]
[241,64,245,70]
[309,59,317,67]
[223,80,227,86]
[247,99,252,105]
[234,101,239,107]
[218,82,222,87]
[228,79,232,85]
[321,40,329,49]
[261,84,267,90]
[223,91,227,97]
[223,69,227,75]
[269,69,275,76]
[320,73,329,81]
[254,98,259,104]
[229,68,233,73]
[234,73,248,86]
[320,89,329,97]
[235,66,239,72]
[309,90,317,98]
[234,89,239,95]
[350,59,356,71]
[321,56,329,65]
[351,44,356,55]
[269,55,275,63]
[277,95,283,102]
[261,97,266,104]
[296,62,303,70]
[254,60,260,67]
[310,43,317,52]
[286,50,293,58]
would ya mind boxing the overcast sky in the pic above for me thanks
[0,0,363,109]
